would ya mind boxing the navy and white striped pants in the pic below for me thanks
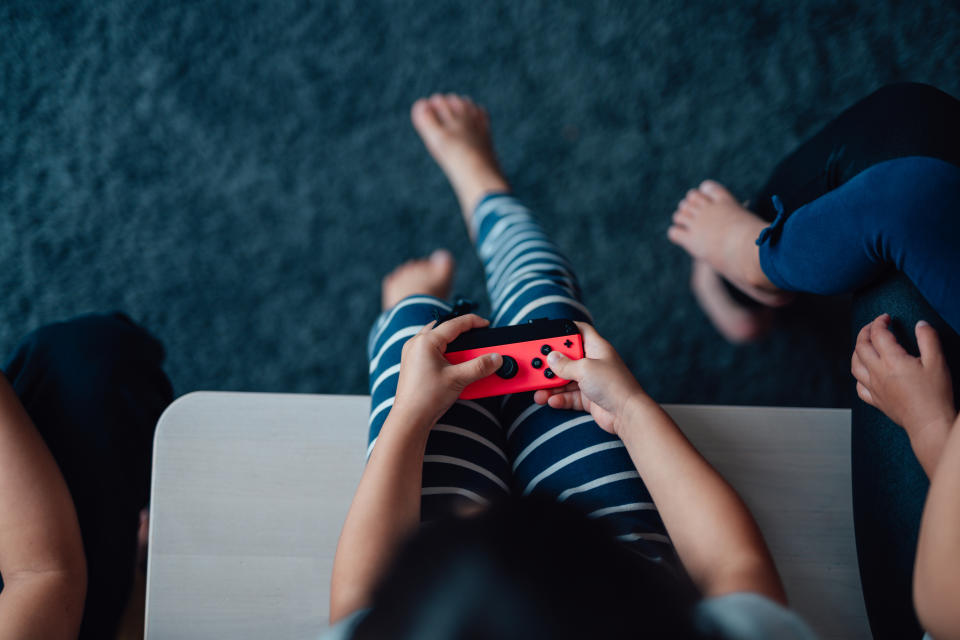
[367,194,671,560]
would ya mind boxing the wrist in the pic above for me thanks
[909,411,956,462]
[382,405,436,440]
[613,390,656,438]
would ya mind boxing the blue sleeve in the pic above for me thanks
[694,593,818,640]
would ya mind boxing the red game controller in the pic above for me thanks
[444,318,585,400]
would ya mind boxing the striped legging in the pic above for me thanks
[366,193,672,561]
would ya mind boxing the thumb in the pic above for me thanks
[547,351,583,381]
[452,353,503,385]
[916,321,944,367]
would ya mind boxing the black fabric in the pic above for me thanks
[2,313,173,640]
[849,275,960,640]
[745,83,960,639]
[749,82,960,222]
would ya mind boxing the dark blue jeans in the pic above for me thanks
[2,313,173,640]
[746,83,960,640]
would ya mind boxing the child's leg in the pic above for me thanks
[757,156,960,333]
[470,194,672,561]
[369,258,511,521]
[409,94,672,559]
[471,193,591,327]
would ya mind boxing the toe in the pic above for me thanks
[430,94,454,122]
[445,93,466,115]
[430,248,455,272]
[667,224,688,246]
[673,208,693,225]
[411,98,441,130]
[684,188,709,207]
[699,180,736,202]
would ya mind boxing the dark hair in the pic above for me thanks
[353,496,705,639]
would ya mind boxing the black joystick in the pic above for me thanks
[495,355,519,379]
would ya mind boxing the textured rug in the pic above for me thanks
[2,1,958,405]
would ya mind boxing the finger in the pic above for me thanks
[572,321,615,357]
[850,351,870,384]
[533,389,552,405]
[534,382,578,405]
[431,313,489,346]
[856,381,874,406]
[450,352,503,385]
[546,350,585,381]
[854,322,880,365]
[869,315,907,359]
[547,391,586,412]
[916,320,945,368]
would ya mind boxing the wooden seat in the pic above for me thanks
[145,392,870,639]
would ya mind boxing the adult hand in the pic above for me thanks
[533,322,647,435]
[392,314,503,430]
[852,314,956,442]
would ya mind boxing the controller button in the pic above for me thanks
[544,368,556,379]
[564,339,573,348]
[495,355,519,379]
[540,344,552,355]
[532,357,543,369]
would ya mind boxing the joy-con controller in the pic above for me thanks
[444,318,585,400]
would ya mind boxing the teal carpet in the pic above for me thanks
[3,1,959,405]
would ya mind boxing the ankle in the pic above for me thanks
[454,173,510,220]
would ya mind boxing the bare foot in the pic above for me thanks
[691,259,773,343]
[411,94,510,231]
[668,180,794,307]
[382,249,456,310]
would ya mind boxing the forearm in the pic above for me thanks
[329,409,431,622]
[0,376,86,638]
[914,412,960,638]
[618,395,784,602]
[909,413,956,478]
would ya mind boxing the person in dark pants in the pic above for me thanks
[667,82,960,639]
[0,312,173,639]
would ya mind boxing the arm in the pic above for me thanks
[0,375,86,639]
[914,411,960,639]
[537,323,785,603]
[851,315,956,476]
[329,314,502,623]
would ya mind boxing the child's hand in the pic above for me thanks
[852,314,957,443]
[392,314,503,431]
[533,322,647,435]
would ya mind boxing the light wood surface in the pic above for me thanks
[145,392,870,639]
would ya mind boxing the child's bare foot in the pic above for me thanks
[691,260,774,343]
[411,94,510,231]
[668,180,794,307]
[382,249,456,310]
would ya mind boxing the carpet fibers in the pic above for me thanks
[2,1,958,405]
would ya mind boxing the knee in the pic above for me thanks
[866,82,958,117]
[25,312,164,373]
[11,312,171,410]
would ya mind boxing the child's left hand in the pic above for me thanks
[392,314,503,431]
[852,314,956,442]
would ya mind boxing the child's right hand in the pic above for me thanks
[852,314,957,441]
[533,322,648,435]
